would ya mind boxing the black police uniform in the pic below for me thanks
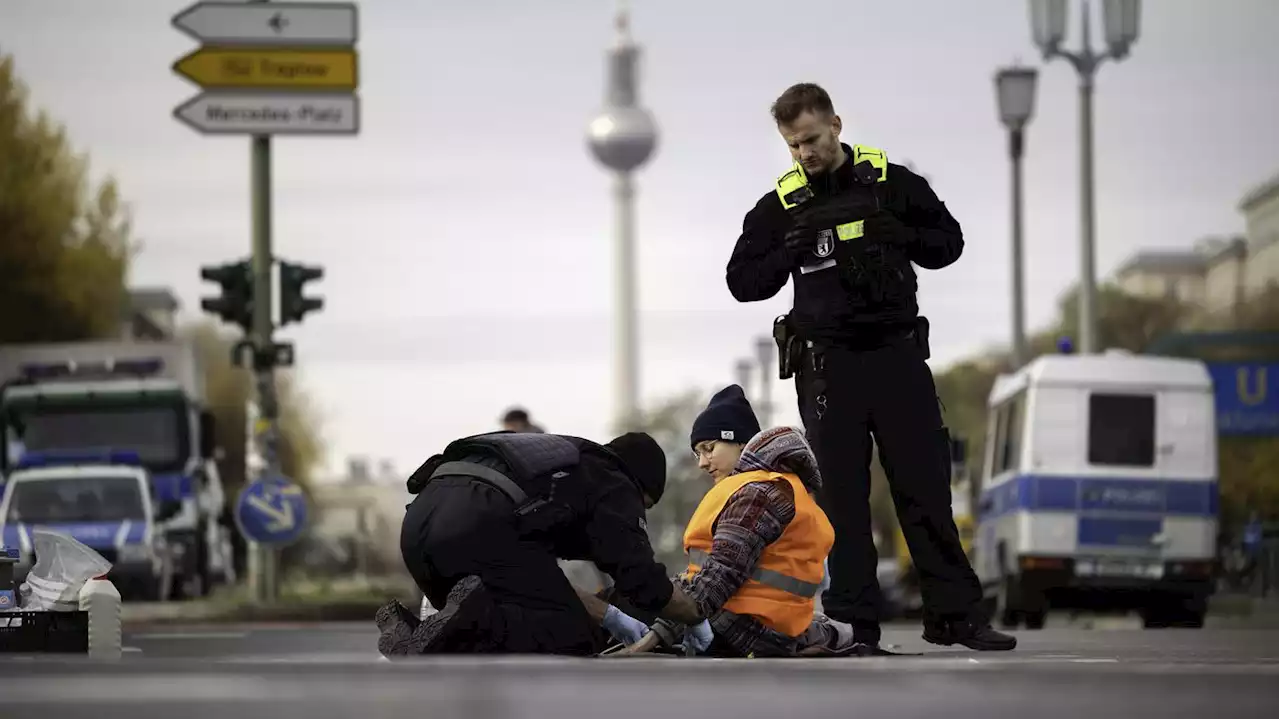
[726,143,1004,650]
[397,431,673,655]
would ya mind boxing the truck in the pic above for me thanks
[0,449,175,601]
[972,350,1217,629]
[0,341,236,598]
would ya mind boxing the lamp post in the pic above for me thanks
[754,336,774,427]
[587,3,659,431]
[994,65,1038,367]
[1028,0,1141,355]
[734,358,754,403]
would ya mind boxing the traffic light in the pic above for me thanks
[279,260,324,326]
[199,259,253,332]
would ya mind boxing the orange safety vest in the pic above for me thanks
[683,470,835,637]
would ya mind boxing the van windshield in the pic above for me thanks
[5,476,146,524]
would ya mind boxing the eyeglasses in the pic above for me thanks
[692,442,719,461]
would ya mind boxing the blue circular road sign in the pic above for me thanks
[235,474,309,547]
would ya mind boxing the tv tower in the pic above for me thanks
[586,2,659,431]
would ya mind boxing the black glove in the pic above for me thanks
[783,223,816,258]
[860,212,915,247]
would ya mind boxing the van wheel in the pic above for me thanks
[1142,595,1206,629]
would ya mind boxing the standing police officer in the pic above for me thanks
[725,82,1014,652]
[378,430,705,656]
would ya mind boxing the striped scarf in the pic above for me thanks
[731,426,823,493]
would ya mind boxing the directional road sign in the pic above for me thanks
[235,474,309,546]
[1208,361,1279,436]
[172,47,358,90]
[174,92,359,135]
[172,1,358,46]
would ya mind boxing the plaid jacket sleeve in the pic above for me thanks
[676,480,797,618]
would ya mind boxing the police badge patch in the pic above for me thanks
[815,228,834,258]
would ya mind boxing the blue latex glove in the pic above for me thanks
[819,557,831,593]
[683,620,714,654]
[602,605,648,645]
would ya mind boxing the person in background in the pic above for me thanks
[501,407,545,434]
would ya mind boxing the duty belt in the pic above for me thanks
[686,548,824,598]
[429,461,528,505]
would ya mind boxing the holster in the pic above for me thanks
[914,316,931,360]
[773,314,803,380]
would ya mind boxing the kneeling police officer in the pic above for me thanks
[726,82,1014,652]
[377,430,704,656]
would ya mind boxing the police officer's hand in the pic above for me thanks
[602,605,649,645]
[861,212,914,246]
[783,223,816,259]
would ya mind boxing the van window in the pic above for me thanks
[997,393,1025,474]
[985,391,1026,479]
[1088,393,1156,467]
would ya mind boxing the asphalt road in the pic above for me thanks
[3,624,1276,719]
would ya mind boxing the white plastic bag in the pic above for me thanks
[19,529,112,611]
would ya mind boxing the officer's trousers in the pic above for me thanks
[796,332,982,643]
[399,476,603,655]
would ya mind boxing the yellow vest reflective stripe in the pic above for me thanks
[773,143,889,210]
[682,470,836,638]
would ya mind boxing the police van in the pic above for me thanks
[974,350,1218,629]
[0,449,175,601]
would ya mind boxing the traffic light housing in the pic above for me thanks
[199,259,253,332]
[279,260,324,326]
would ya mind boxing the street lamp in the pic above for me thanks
[734,358,753,396]
[1028,0,1141,355]
[994,65,1038,367]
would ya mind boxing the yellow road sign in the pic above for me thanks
[172,47,358,90]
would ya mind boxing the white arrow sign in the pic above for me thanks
[172,1,358,46]
[247,493,296,532]
[174,92,360,135]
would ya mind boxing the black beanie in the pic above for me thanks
[605,432,667,503]
[690,385,761,449]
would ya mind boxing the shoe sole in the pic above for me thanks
[376,600,421,657]
[406,575,488,655]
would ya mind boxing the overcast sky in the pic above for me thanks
[1,0,1276,478]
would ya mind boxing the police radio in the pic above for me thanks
[776,163,814,210]
[852,160,880,186]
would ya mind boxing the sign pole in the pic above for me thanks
[251,128,281,603]
[247,0,280,605]
[177,0,355,603]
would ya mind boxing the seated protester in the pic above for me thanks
[659,385,856,657]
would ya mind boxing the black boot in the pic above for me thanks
[379,575,491,656]
[922,617,1017,652]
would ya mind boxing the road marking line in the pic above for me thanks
[132,631,250,640]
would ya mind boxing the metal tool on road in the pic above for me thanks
[599,629,661,658]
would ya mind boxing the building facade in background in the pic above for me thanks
[1114,175,1278,319]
